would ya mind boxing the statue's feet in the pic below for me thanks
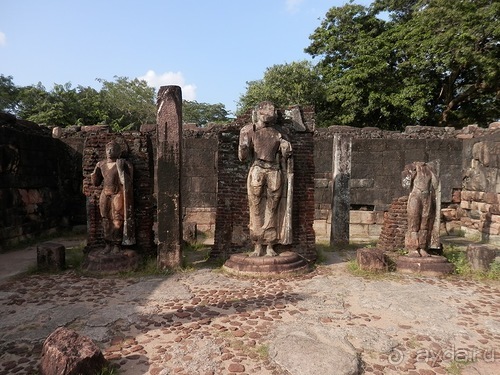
[103,244,111,254]
[266,246,278,257]
[419,249,431,257]
[250,244,264,257]
[408,250,422,257]
[111,245,121,254]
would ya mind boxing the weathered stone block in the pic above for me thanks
[37,242,65,271]
[39,327,108,375]
[356,248,387,272]
[466,245,497,271]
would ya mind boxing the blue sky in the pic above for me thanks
[1,0,372,114]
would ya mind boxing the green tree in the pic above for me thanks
[97,76,156,131]
[182,100,231,126]
[305,0,500,129]
[237,60,329,126]
[16,82,103,126]
[0,75,20,114]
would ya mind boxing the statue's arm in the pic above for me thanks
[90,162,103,186]
[280,137,292,160]
[238,125,253,162]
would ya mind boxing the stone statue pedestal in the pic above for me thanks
[223,251,309,277]
[396,255,454,277]
[82,248,140,274]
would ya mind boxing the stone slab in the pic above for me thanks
[396,255,454,276]
[223,251,310,277]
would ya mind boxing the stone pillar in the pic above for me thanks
[156,85,183,269]
[330,135,351,246]
[430,159,441,249]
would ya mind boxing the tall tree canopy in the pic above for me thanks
[1,75,232,130]
[305,0,500,129]
[97,76,156,131]
[237,60,330,125]
[182,100,232,126]
[0,75,20,114]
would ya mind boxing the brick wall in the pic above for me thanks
[3,109,499,253]
[0,113,84,250]
[182,128,219,237]
[314,125,474,243]
[212,106,317,261]
[82,131,155,256]
[460,133,500,242]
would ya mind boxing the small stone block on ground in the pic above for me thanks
[39,327,108,375]
[466,244,497,271]
[356,248,387,271]
[37,242,65,271]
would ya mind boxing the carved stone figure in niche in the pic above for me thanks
[402,162,439,257]
[91,140,135,253]
[238,101,293,257]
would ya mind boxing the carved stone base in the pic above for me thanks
[396,255,454,276]
[223,251,309,277]
[82,248,140,274]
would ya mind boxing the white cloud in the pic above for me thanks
[138,70,197,101]
[0,32,7,46]
[285,0,304,14]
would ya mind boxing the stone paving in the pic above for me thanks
[0,242,499,375]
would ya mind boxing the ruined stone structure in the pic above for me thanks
[314,124,500,245]
[462,134,500,242]
[212,106,316,261]
[82,130,155,257]
[1,108,499,254]
[0,113,84,250]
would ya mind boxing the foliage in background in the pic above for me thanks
[443,244,500,280]
[304,0,500,129]
[97,76,157,131]
[237,0,499,129]
[0,75,231,130]
[0,75,20,114]
[2,0,498,130]
[237,60,331,126]
[182,100,232,126]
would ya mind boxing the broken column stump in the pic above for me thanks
[467,244,497,271]
[356,248,388,272]
[39,327,108,375]
[37,242,65,271]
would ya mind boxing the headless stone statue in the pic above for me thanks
[402,162,439,257]
[238,101,293,257]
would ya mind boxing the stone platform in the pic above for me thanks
[396,255,454,276]
[223,251,309,277]
[82,249,140,274]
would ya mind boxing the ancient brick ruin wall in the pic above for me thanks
[212,107,317,261]
[0,114,84,250]
[314,124,500,243]
[377,196,408,251]
[82,130,156,256]
[181,128,218,238]
[460,134,500,242]
[3,107,499,253]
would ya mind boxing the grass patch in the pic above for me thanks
[346,259,389,279]
[256,344,269,358]
[443,244,500,281]
[446,359,473,375]
[96,366,119,375]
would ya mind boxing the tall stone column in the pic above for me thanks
[156,85,182,269]
[330,135,352,246]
